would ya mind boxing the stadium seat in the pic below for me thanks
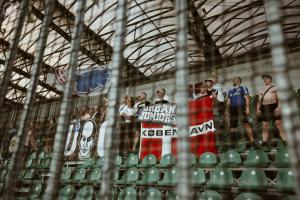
[207,168,234,189]
[75,185,94,200]
[274,147,291,167]
[243,149,270,167]
[37,158,51,169]
[117,187,137,200]
[29,152,37,160]
[239,169,268,190]
[219,150,241,167]
[28,182,44,199]
[81,156,96,168]
[166,191,178,200]
[198,191,222,200]
[123,154,140,167]
[157,167,178,186]
[71,168,86,183]
[25,158,34,169]
[142,188,162,200]
[115,155,123,166]
[114,168,120,181]
[58,185,75,200]
[156,154,176,167]
[0,168,7,181]
[115,167,139,185]
[275,169,295,192]
[23,168,35,180]
[137,154,157,168]
[235,141,246,153]
[88,168,102,183]
[199,152,217,168]
[136,167,159,185]
[191,167,206,187]
[60,168,72,182]
[234,193,262,200]
[95,157,104,168]
[18,170,26,180]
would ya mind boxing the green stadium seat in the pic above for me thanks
[243,149,270,167]
[137,154,157,168]
[234,193,262,200]
[189,153,197,166]
[60,168,72,182]
[37,158,51,169]
[117,187,137,200]
[23,168,35,180]
[191,167,205,187]
[115,167,139,185]
[28,183,43,199]
[275,169,295,192]
[75,185,94,200]
[81,156,95,168]
[29,152,37,159]
[123,154,140,167]
[114,168,120,181]
[207,168,234,189]
[58,185,75,200]
[0,168,7,181]
[274,148,291,167]
[72,168,86,183]
[199,152,217,168]
[142,188,162,200]
[235,141,246,153]
[198,191,222,200]
[136,167,159,185]
[87,168,102,183]
[156,154,176,167]
[239,169,268,190]
[157,167,178,186]
[25,158,34,169]
[95,157,104,168]
[219,150,241,167]
[166,191,178,200]
[115,155,123,166]
[18,170,26,180]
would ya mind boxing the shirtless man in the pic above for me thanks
[257,74,287,147]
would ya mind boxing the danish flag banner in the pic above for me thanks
[139,96,217,160]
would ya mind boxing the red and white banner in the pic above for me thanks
[139,96,217,160]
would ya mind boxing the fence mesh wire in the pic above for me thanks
[0,0,300,199]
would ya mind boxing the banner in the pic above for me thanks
[139,96,217,160]
[46,64,111,97]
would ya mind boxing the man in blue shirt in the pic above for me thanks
[227,77,255,148]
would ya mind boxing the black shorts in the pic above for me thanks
[261,103,281,122]
[230,106,248,128]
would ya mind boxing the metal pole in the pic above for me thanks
[264,0,300,199]
[175,0,191,199]
[2,0,55,199]
[0,0,29,111]
[100,0,128,199]
[43,0,87,199]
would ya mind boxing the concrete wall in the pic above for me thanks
[127,51,300,103]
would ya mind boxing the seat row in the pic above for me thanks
[59,165,295,193]
[78,148,291,170]
[14,183,297,200]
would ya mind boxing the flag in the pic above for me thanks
[139,95,217,160]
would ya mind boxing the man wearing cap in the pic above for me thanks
[228,77,255,148]
[257,74,287,148]
[155,88,169,104]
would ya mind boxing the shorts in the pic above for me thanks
[261,103,281,122]
[230,106,248,128]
